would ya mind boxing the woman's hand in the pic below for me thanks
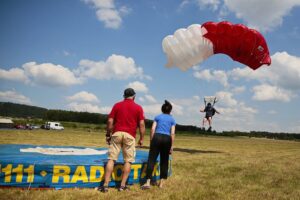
[169,147,173,155]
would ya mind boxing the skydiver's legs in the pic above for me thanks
[207,117,212,127]
[202,117,207,129]
[207,117,212,131]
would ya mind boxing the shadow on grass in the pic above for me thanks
[137,146,222,154]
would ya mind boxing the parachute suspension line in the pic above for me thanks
[213,97,217,106]
[204,96,218,106]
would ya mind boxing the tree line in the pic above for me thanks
[0,102,299,141]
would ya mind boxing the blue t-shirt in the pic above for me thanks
[154,114,176,136]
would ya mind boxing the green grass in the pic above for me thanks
[0,129,299,200]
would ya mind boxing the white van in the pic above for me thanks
[45,122,64,130]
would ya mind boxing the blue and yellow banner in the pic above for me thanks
[0,144,171,188]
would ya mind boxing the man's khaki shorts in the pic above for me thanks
[108,131,136,163]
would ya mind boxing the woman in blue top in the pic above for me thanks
[141,100,176,189]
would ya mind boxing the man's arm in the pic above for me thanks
[138,120,145,146]
[106,118,114,144]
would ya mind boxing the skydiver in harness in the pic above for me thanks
[200,97,220,131]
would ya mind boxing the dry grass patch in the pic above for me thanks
[0,129,299,200]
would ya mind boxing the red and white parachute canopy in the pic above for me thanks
[162,21,271,71]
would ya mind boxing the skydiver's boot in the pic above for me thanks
[207,126,212,132]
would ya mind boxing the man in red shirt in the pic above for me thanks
[99,88,145,192]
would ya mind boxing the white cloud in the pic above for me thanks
[172,96,200,107]
[126,81,148,93]
[142,102,183,118]
[138,97,145,102]
[231,86,246,94]
[215,91,237,107]
[172,103,184,116]
[193,68,229,87]
[193,95,201,101]
[0,90,31,105]
[189,0,300,32]
[223,0,300,32]
[230,67,270,81]
[66,91,110,114]
[1,62,83,87]
[168,96,202,124]
[271,52,300,90]
[66,91,99,103]
[22,62,83,87]
[77,54,149,80]
[289,121,300,133]
[230,52,300,101]
[83,0,130,29]
[67,102,111,114]
[1,54,150,87]
[211,91,258,131]
[0,68,29,83]
[144,94,157,103]
[161,93,257,132]
[141,98,183,120]
[178,0,191,10]
[252,84,293,102]
[142,104,161,116]
[196,0,220,11]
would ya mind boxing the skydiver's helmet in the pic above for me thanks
[207,103,212,108]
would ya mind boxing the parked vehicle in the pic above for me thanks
[26,124,40,130]
[15,124,26,129]
[45,122,64,130]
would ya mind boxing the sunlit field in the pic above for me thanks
[0,128,299,200]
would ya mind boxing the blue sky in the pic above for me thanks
[1,0,300,133]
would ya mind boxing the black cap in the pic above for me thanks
[123,88,136,98]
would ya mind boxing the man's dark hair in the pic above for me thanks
[161,100,172,114]
[123,88,136,98]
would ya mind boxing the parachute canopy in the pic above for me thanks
[162,21,271,71]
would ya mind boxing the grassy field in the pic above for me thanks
[0,128,299,200]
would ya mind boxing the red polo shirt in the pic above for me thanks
[108,99,145,138]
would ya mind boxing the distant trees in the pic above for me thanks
[1,102,299,141]
[45,110,107,124]
[0,102,47,118]
[0,102,107,124]
[218,131,300,140]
